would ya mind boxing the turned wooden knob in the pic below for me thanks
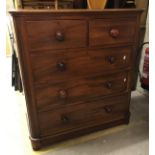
[110,29,119,38]
[108,56,115,64]
[106,82,112,89]
[56,61,66,71]
[55,31,65,41]
[59,90,68,99]
[104,106,112,113]
[61,115,69,124]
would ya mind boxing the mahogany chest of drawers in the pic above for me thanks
[10,9,142,150]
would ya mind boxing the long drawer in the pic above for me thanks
[38,93,130,137]
[30,47,132,85]
[35,72,129,111]
[25,20,87,51]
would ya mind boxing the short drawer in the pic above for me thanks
[38,94,130,136]
[89,19,136,46]
[31,47,132,85]
[25,20,87,51]
[35,72,129,111]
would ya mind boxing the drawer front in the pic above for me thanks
[35,72,129,110]
[89,19,136,46]
[26,20,87,51]
[38,94,130,136]
[31,47,132,85]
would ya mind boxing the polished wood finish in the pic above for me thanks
[38,93,130,136]
[30,47,132,85]
[26,20,87,50]
[35,71,129,111]
[89,19,137,46]
[10,9,142,150]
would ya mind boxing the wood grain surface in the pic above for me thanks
[10,9,142,150]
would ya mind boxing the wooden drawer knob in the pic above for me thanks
[61,115,69,124]
[108,56,115,64]
[106,82,112,89]
[104,106,112,113]
[59,90,68,99]
[55,31,65,41]
[56,61,66,71]
[110,29,119,38]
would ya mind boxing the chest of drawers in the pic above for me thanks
[10,9,142,150]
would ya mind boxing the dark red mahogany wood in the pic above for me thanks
[10,9,142,150]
